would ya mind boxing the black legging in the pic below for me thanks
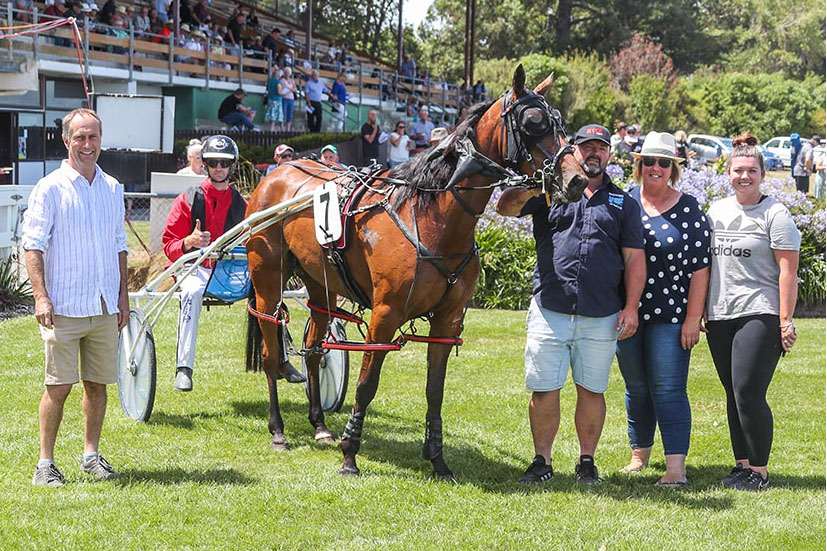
[706,314,782,467]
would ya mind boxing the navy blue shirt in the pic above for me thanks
[627,187,711,324]
[520,174,645,317]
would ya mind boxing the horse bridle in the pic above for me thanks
[439,89,575,217]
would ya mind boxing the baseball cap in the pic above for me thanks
[811,135,822,142]
[573,124,611,146]
[274,144,294,159]
[320,144,338,155]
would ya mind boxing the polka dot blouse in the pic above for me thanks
[628,187,711,324]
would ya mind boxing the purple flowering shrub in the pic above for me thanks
[476,169,826,309]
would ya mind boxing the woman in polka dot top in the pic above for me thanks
[615,132,711,486]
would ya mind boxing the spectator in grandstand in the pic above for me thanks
[401,55,416,80]
[284,30,296,50]
[98,0,114,25]
[280,67,297,132]
[266,67,285,132]
[192,0,209,27]
[43,0,65,19]
[63,1,82,21]
[210,35,231,78]
[226,12,246,52]
[321,144,346,168]
[107,7,129,54]
[610,121,627,150]
[361,110,382,166]
[176,0,194,26]
[331,74,349,132]
[266,144,294,176]
[218,88,257,131]
[148,7,163,35]
[246,7,259,30]
[154,0,170,23]
[305,70,329,133]
[263,27,282,60]
[177,139,206,176]
[133,5,150,36]
[388,120,412,168]
[280,47,295,68]
[429,127,448,147]
[14,0,32,23]
[410,107,435,149]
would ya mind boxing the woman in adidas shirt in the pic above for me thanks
[706,134,801,491]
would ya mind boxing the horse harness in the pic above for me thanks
[250,90,576,352]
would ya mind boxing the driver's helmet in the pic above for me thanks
[201,134,239,168]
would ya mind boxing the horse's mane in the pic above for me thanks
[389,99,496,209]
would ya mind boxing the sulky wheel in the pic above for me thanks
[117,308,157,422]
[301,318,349,413]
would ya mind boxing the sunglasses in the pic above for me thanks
[205,158,232,168]
[642,157,673,169]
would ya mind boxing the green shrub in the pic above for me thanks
[0,254,32,311]
[472,226,536,310]
[561,52,620,130]
[628,75,674,132]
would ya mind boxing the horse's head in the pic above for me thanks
[477,65,588,203]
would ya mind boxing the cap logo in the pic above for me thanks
[214,138,228,149]
[586,128,603,134]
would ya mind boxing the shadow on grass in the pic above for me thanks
[118,467,255,486]
[148,411,226,429]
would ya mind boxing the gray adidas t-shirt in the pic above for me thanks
[707,196,801,320]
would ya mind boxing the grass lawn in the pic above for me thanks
[0,307,823,551]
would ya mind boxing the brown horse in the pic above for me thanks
[245,65,588,477]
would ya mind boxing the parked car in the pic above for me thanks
[763,136,793,168]
[687,134,733,164]
[758,146,783,171]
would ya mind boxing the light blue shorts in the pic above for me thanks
[525,298,619,393]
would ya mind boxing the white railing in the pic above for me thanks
[0,186,32,261]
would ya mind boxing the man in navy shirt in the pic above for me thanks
[496,124,646,485]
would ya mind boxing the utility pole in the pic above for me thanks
[304,0,312,61]
[396,0,403,72]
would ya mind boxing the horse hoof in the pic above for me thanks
[339,465,360,476]
[432,470,455,482]
[314,429,334,442]
[271,439,289,452]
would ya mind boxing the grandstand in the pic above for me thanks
[0,0,468,186]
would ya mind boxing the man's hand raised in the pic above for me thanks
[184,219,211,252]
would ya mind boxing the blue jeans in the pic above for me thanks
[615,323,691,455]
[221,112,255,129]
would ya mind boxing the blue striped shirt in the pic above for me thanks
[22,160,128,317]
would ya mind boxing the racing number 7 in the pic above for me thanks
[319,190,330,232]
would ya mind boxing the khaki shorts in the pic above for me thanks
[40,309,119,386]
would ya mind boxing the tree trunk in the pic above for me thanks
[554,0,572,44]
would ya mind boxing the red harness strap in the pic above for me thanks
[306,303,464,351]
[247,300,290,326]
[306,301,366,325]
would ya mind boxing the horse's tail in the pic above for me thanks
[245,283,263,372]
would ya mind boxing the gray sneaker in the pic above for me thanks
[81,455,120,480]
[32,463,65,487]
[174,367,193,391]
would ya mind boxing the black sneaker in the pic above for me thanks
[721,464,749,487]
[575,456,602,485]
[731,469,769,491]
[519,454,553,484]
[32,463,65,487]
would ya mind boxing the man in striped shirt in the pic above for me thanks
[22,108,128,487]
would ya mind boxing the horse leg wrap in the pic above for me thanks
[341,410,366,453]
[422,415,444,461]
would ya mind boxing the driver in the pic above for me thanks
[162,135,304,391]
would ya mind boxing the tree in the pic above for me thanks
[609,33,676,93]
[628,75,673,131]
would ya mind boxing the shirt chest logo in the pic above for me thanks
[608,193,624,210]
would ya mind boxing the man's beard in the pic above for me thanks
[581,158,605,178]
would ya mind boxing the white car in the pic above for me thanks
[763,136,793,168]
[687,134,732,164]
